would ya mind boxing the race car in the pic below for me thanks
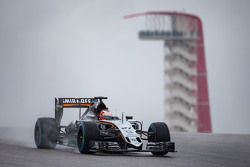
[34,97,175,156]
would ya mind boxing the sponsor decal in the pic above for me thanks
[62,98,94,104]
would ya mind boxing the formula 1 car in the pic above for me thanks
[34,97,175,156]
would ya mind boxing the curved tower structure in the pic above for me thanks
[125,11,212,132]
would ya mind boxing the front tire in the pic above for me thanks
[148,122,170,156]
[77,121,99,154]
[34,117,58,149]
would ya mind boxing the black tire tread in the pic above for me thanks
[148,122,170,142]
[34,117,58,149]
[148,122,170,156]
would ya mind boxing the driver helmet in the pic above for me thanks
[99,110,112,120]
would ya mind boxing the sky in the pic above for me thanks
[0,0,249,134]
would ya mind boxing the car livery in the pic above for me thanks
[34,97,175,156]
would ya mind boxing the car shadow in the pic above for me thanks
[31,145,175,158]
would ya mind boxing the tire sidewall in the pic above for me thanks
[78,123,88,153]
[77,121,99,154]
[34,120,42,147]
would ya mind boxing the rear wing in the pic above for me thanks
[56,98,96,108]
[55,97,107,126]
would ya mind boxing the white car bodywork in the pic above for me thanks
[102,120,142,148]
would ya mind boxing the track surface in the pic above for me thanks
[0,128,250,167]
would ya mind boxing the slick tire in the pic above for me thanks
[77,121,99,154]
[148,122,170,156]
[34,117,58,149]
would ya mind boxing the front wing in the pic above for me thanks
[89,141,175,153]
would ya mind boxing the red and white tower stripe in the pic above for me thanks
[125,11,212,132]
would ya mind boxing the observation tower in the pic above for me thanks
[125,11,212,132]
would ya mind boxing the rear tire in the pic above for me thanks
[148,122,170,156]
[77,121,99,154]
[34,117,58,149]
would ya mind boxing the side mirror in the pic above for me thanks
[125,116,133,120]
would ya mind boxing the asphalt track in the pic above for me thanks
[0,128,250,167]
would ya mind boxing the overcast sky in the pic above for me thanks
[0,0,249,134]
